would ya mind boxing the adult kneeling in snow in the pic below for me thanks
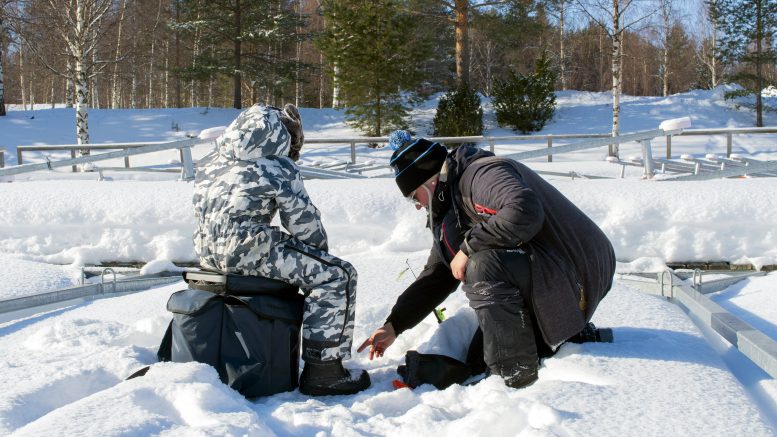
[359,130,616,389]
[194,104,370,396]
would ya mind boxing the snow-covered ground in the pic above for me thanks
[1,88,777,435]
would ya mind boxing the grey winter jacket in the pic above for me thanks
[193,105,328,275]
[387,146,615,347]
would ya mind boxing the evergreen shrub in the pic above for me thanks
[492,54,557,133]
[433,83,484,142]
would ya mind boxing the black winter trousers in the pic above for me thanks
[463,248,550,384]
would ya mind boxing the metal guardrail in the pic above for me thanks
[306,127,777,164]
[4,126,775,180]
[305,133,613,164]
[1,138,201,180]
[619,269,777,379]
[675,127,777,159]
[0,149,4,168]
[0,271,183,323]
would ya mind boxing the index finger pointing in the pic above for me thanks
[356,338,372,353]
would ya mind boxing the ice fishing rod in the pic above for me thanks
[398,259,446,324]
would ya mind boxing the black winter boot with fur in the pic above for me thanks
[299,359,370,396]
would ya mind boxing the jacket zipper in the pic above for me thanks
[440,223,457,258]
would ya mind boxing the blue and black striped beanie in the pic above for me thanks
[388,130,448,197]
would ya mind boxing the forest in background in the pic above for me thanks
[0,0,774,130]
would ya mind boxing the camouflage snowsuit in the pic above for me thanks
[193,105,357,362]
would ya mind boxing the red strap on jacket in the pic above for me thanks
[474,203,497,215]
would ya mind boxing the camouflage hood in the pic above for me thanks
[214,104,291,161]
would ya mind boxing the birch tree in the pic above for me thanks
[0,2,8,117]
[30,0,113,152]
[700,0,720,88]
[110,0,126,109]
[546,0,574,90]
[577,0,655,156]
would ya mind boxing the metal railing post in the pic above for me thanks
[488,138,495,153]
[124,149,130,168]
[71,150,77,172]
[641,139,655,178]
[547,135,553,162]
[17,149,23,166]
[666,135,672,159]
[0,150,4,168]
[180,147,195,181]
[726,133,732,157]
[350,142,356,164]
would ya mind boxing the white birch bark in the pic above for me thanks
[295,0,303,107]
[611,0,621,156]
[660,0,670,97]
[163,40,169,108]
[66,60,74,108]
[19,39,26,111]
[147,0,163,108]
[111,0,127,109]
[332,62,341,108]
[559,0,566,90]
[0,23,5,116]
[130,33,137,108]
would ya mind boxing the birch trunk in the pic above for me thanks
[75,56,90,151]
[19,42,26,111]
[130,33,137,108]
[191,18,200,107]
[232,0,242,109]
[111,0,127,109]
[147,0,163,108]
[755,0,763,127]
[559,0,566,91]
[295,0,303,107]
[0,41,5,116]
[661,0,670,97]
[319,52,325,109]
[711,23,717,87]
[66,60,74,108]
[332,62,341,108]
[50,77,56,108]
[163,40,169,108]
[611,0,622,157]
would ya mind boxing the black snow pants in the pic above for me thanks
[463,248,549,388]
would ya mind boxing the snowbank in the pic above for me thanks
[0,261,773,435]
[1,177,776,288]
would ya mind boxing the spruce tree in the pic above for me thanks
[492,53,557,133]
[715,0,777,126]
[317,0,433,136]
[433,83,484,140]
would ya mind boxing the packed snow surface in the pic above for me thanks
[1,88,776,435]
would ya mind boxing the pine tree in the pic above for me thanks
[715,0,777,126]
[317,0,433,136]
[171,0,303,109]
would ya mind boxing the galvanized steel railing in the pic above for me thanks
[4,126,776,179]
[619,269,777,379]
